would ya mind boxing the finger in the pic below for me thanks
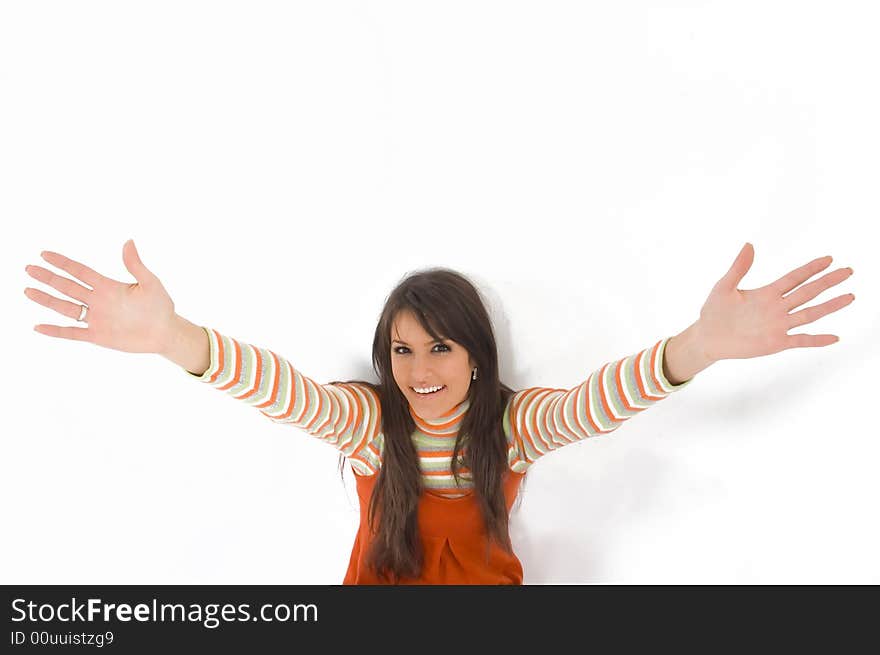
[717,242,754,292]
[40,250,106,289]
[33,324,91,342]
[769,255,833,297]
[785,333,840,349]
[25,264,92,303]
[786,293,855,329]
[782,267,854,311]
[24,287,87,322]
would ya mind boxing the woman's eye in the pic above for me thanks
[393,344,450,354]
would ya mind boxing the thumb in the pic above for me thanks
[717,241,754,291]
[122,239,153,284]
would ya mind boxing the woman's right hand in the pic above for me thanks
[24,239,178,354]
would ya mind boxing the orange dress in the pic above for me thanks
[343,466,526,584]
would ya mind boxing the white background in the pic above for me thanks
[2,1,876,584]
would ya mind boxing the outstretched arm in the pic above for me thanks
[24,241,380,468]
[504,242,855,471]
[505,336,693,471]
[180,325,381,468]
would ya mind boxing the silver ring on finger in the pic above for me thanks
[77,304,89,323]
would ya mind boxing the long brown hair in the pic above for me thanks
[328,267,522,583]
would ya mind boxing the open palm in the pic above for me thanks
[696,243,855,361]
[24,240,177,354]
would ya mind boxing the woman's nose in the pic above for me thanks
[411,356,433,379]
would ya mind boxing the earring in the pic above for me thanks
[472,367,478,381]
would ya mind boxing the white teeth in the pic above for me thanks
[414,385,444,394]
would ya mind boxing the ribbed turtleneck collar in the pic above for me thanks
[408,396,471,437]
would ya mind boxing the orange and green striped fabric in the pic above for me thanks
[186,327,693,498]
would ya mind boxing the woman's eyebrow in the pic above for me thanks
[392,338,446,346]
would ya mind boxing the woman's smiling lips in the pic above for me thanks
[412,385,446,399]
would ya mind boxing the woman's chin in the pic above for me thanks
[408,387,451,415]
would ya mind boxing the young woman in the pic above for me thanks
[23,240,855,584]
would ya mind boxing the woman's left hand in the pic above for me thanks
[695,243,855,361]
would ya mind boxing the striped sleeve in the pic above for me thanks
[183,327,381,467]
[504,336,694,472]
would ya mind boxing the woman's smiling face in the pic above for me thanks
[390,309,476,419]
